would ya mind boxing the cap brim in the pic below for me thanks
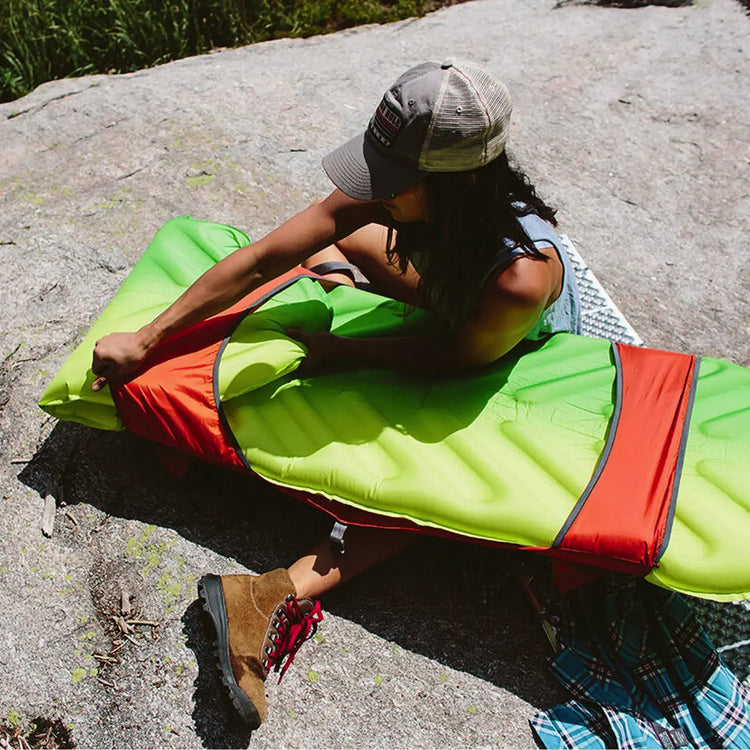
[322,131,426,201]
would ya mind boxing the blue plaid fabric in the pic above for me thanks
[530,578,750,749]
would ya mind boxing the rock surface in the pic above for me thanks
[0,0,748,747]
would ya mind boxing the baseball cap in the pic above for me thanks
[322,59,512,201]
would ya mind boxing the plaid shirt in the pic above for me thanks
[530,578,750,749]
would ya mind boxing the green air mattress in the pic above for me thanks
[40,217,750,601]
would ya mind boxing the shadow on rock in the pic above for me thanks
[182,599,254,749]
[323,537,566,707]
[19,420,566,717]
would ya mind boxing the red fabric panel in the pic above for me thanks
[113,268,310,469]
[556,344,696,571]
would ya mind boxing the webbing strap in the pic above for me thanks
[553,343,699,571]
[306,261,359,284]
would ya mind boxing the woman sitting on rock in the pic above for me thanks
[91,59,581,728]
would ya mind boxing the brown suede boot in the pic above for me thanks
[198,569,323,728]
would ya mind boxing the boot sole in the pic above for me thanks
[197,574,262,729]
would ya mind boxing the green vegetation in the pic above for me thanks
[0,0,457,102]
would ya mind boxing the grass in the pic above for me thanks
[0,0,463,103]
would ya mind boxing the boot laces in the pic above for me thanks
[266,596,323,683]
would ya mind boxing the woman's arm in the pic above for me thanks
[290,251,560,376]
[453,252,558,366]
[289,328,462,376]
[91,190,386,390]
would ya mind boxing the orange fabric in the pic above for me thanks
[113,268,310,470]
[556,344,696,571]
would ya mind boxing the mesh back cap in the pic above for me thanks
[322,59,512,201]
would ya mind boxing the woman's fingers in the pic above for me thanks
[91,376,108,392]
[287,327,336,374]
[90,330,150,391]
[287,327,314,373]
[286,327,307,345]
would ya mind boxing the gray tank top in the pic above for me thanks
[490,212,582,340]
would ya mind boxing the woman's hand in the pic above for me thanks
[286,328,344,375]
[91,330,151,391]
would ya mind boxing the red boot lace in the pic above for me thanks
[266,597,324,683]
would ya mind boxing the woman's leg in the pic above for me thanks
[335,224,423,306]
[200,524,414,728]
[289,526,414,599]
[303,224,423,306]
[302,245,357,288]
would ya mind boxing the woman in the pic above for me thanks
[92,60,581,729]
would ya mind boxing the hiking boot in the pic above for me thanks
[198,569,323,728]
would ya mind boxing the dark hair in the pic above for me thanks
[386,151,557,321]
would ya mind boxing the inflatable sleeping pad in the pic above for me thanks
[40,217,750,601]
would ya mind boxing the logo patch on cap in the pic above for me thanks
[369,97,402,148]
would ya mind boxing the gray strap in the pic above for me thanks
[307,261,358,283]
[329,521,348,555]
